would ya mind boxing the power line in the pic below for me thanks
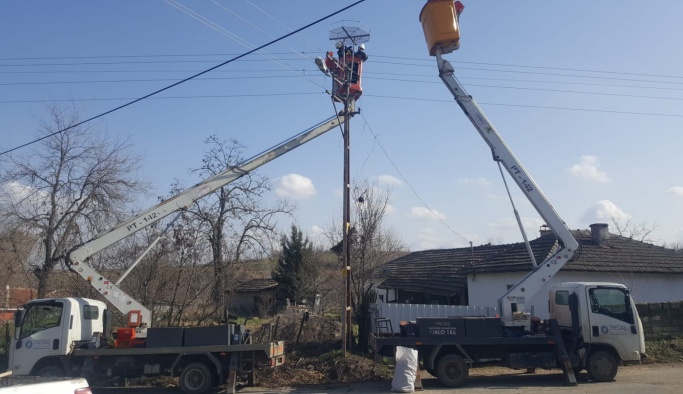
[363,94,683,118]
[7,71,683,97]
[0,92,323,104]
[4,53,683,82]
[0,0,365,157]
[164,0,328,92]
[357,111,471,244]
[4,80,683,117]
[6,62,683,88]
[2,92,682,119]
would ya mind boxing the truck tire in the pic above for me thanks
[36,364,65,377]
[180,362,213,394]
[586,350,618,382]
[436,354,468,387]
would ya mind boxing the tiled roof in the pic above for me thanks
[564,230,683,274]
[379,229,683,295]
[377,244,509,297]
[468,230,683,274]
[233,279,279,293]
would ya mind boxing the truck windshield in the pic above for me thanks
[19,302,63,339]
[588,287,634,324]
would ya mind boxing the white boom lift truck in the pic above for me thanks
[9,112,353,394]
[370,1,645,388]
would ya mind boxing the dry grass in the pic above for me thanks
[256,340,392,388]
[643,338,683,364]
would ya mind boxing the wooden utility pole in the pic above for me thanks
[326,21,370,356]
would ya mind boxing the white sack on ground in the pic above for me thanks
[391,346,417,392]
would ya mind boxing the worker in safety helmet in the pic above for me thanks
[336,41,346,58]
[355,43,368,61]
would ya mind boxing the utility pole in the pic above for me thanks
[325,21,370,356]
[342,95,353,356]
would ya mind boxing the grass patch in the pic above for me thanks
[644,338,683,364]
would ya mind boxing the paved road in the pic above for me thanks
[92,363,683,394]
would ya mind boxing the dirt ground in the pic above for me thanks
[88,362,683,393]
[237,362,683,393]
[90,318,683,393]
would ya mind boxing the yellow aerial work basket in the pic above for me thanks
[419,0,463,56]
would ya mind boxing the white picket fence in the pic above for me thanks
[370,303,498,334]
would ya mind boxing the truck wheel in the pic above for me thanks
[180,362,212,394]
[36,364,65,377]
[586,350,618,382]
[436,354,469,387]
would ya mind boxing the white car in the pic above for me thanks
[0,377,91,394]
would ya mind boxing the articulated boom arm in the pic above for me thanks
[435,55,579,326]
[67,113,349,328]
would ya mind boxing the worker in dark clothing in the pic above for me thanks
[355,43,368,61]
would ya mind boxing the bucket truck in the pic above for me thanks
[370,1,645,388]
[9,112,352,394]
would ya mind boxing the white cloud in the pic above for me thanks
[458,177,491,186]
[567,155,610,183]
[2,181,31,202]
[484,193,506,201]
[668,186,683,196]
[416,227,440,250]
[308,224,328,249]
[486,217,544,238]
[274,174,316,199]
[1,181,47,205]
[385,203,395,216]
[310,224,324,235]
[415,227,459,250]
[581,200,629,225]
[376,175,402,186]
[408,206,446,221]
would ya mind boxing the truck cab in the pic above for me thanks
[10,298,107,376]
[550,282,645,365]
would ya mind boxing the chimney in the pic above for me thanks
[590,223,610,244]
[539,224,552,237]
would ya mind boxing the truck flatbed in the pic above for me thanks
[73,341,285,359]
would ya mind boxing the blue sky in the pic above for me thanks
[3,1,683,251]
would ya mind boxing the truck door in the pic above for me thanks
[585,286,642,361]
[10,300,68,375]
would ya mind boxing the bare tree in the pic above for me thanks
[327,179,408,351]
[0,104,147,298]
[610,216,657,243]
[307,247,343,315]
[0,226,38,303]
[184,136,294,322]
[99,214,214,327]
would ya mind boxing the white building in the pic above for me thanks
[378,224,683,319]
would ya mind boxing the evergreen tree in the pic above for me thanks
[272,224,315,305]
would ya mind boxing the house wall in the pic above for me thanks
[230,290,276,317]
[468,271,683,319]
